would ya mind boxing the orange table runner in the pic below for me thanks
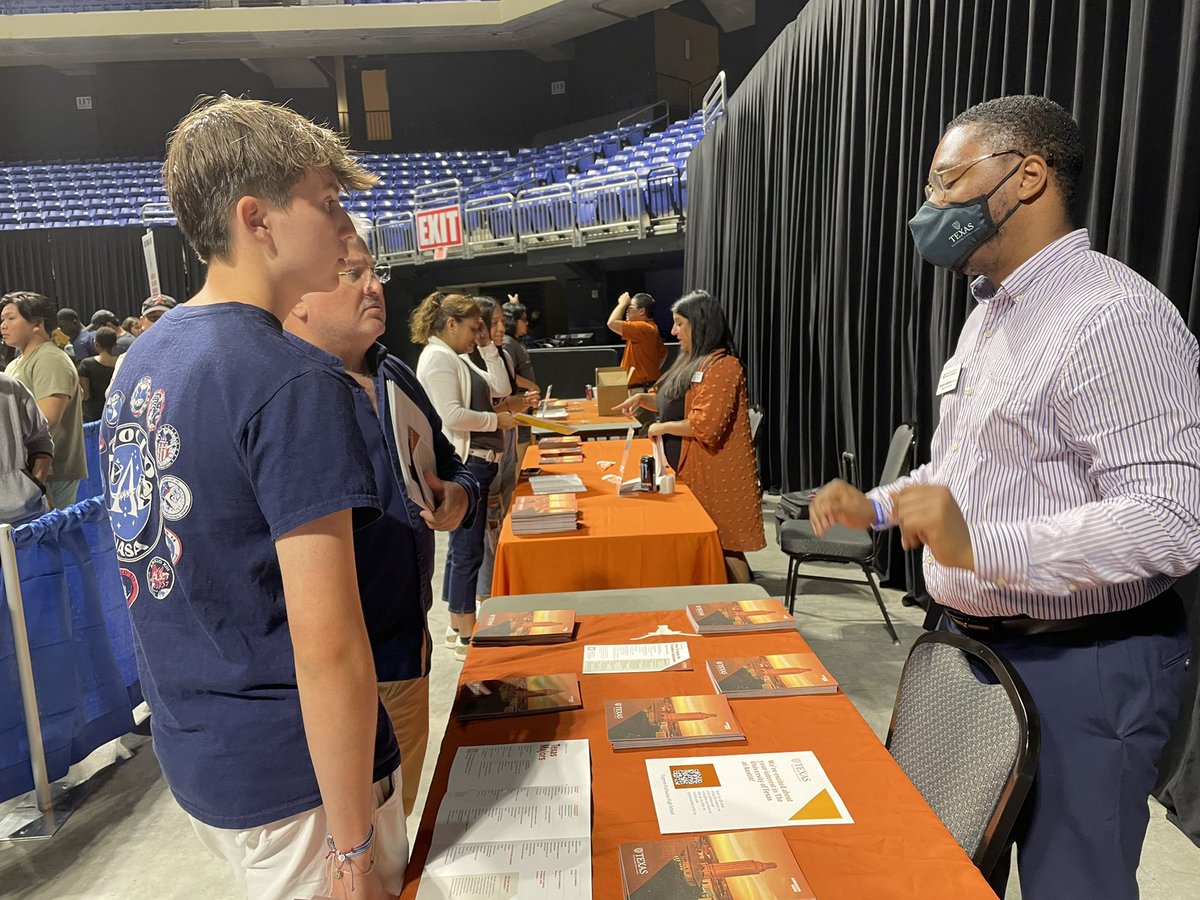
[490,438,726,596]
[400,611,995,899]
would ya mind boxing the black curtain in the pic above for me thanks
[0,226,205,319]
[684,0,1200,497]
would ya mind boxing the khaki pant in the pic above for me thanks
[189,770,407,900]
[378,675,431,817]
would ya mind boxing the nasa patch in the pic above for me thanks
[119,568,139,608]
[130,376,153,417]
[154,424,180,470]
[107,422,160,563]
[104,390,125,426]
[146,389,166,433]
[160,475,193,521]
[164,528,182,566]
[145,556,175,601]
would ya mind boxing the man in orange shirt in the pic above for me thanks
[607,291,667,387]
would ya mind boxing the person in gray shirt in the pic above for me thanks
[0,371,53,525]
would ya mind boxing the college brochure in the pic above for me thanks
[582,641,692,674]
[707,653,838,697]
[685,598,796,634]
[605,694,745,750]
[455,674,582,721]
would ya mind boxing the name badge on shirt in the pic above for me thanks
[936,359,962,396]
[691,370,704,383]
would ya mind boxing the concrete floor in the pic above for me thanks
[2,497,1198,898]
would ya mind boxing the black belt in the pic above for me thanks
[943,589,1183,642]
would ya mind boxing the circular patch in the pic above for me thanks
[145,556,175,601]
[104,390,125,426]
[160,475,193,521]
[119,568,139,608]
[154,424,180,470]
[164,528,182,566]
[130,376,153,417]
[106,422,160,563]
[146,389,166,433]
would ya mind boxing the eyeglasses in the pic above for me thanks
[337,264,391,285]
[924,150,1021,202]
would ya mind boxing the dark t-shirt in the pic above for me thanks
[114,333,135,356]
[657,389,686,470]
[467,364,503,452]
[100,302,397,829]
[77,356,115,422]
[502,334,535,383]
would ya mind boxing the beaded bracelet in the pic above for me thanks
[326,824,376,890]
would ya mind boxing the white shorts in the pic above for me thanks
[189,769,408,900]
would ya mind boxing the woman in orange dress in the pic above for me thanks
[619,290,765,582]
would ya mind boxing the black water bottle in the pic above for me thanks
[640,454,656,491]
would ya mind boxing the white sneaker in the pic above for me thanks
[445,625,459,649]
[454,636,470,662]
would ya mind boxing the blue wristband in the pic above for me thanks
[870,498,886,529]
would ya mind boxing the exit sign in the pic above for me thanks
[76,96,93,110]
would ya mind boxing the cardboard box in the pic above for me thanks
[595,366,631,416]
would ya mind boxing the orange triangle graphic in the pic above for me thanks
[790,788,840,821]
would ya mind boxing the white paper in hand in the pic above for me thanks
[387,382,438,512]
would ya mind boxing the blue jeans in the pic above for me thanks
[942,595,1189,900]
[442,457,496,615]
[476,429,518,599]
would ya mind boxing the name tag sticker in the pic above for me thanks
[936,359,962,396]
[691,370,704,383]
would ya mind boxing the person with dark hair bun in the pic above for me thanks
[619,290,764,583]
[815,94,1200,899]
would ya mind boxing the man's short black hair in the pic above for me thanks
[94,325,118,353]
[0,291,57,332]
[57,307,80,322]
[948,95,1085,217]
[631,292,656,317]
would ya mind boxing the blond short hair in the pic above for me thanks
[163,94,377,263]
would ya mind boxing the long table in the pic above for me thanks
[532,397,639,440]
[400,595,996,899]
[490,438,727,596]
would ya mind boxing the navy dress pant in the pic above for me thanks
[442,457,497,614]
[943,597,1189,900]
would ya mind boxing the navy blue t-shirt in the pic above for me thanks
[100,302,398,829]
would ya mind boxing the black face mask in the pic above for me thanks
[908,162,1023,271]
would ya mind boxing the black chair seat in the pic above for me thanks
[779,519,873,561]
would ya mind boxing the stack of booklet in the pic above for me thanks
[538,435,585,465]
[618,829,816,899]
[472,609,576,645]
[685,597,797,634]
[706,652,839,697]
[604,694,745,750]
[537,400,570,420]
[455,673,583,721]
[511,493,580,534]
[529,474,587,494]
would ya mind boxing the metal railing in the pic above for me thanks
[464,192,518,255]
[373,210,418,265]
[702,71,726,133]
[140,201,176,227]
[644,164,683,232]
[515,183,577,248]
[575,171,645,241]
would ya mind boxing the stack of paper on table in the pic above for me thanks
[685,597,797,634]
[537,400,570,420]
[472,609,576,645]
[605,694,745,750]
[514,413,577,435]
[538,446,586,465]
[617,829,817,899]
[538,435,581,449]
[417,739,592,900]
[455,673,582,721]
[529,474,587,494]
[511,493,580,534]
[582,641,692,673]
[707,652,839,697]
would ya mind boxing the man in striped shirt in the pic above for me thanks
[813,95,1200,899]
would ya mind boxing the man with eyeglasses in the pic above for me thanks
[813,95,1200,899]
[285,224,478,819]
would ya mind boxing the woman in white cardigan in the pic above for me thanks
[412,292,517,656]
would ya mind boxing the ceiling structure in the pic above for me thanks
[0,0,756,69]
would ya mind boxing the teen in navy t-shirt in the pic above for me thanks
[101,302,398,828]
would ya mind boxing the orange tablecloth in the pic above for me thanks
[490,438,726,596]
[400,611,995,900]
[533,397,639,436]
